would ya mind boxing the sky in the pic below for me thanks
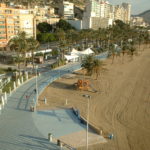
[108,0,150,15]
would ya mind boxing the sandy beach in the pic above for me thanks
[38,45,150,150]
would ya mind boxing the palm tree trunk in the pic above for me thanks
[32,50,35,69]
[112,53,115,64]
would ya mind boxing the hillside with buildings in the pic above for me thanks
[1,0,149,48]
[138,10,150,24]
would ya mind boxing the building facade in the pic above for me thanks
[82,0,131,30]
[58,0,74,19]
[0,3,36,47]
[131,16,149,27]
[82,0,113,29]
[114,3,131,23]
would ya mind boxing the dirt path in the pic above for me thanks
[38,46,150,150]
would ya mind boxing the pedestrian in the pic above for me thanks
[26,95,28,100]
[34,89,36,93]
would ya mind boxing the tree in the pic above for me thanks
[37,22,52,33]
[93,59,103,80]
[129,42,136,60]
[55,29,67,60]
[81,55,94,76]
[109,43,116,64]
[81,56,102,78]
[8,35,24,75]
[121,41,129,63]
[56,19,75,31]
[37,33,56,43]
[17,31,28,66]
[27,37,39,69]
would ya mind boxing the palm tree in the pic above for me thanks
[17,31,28,67]
[109,43,116,64]
[143,31,150,49]
[55,28,66,60]
[81,55,94,76]
[129,42,136,60]
[8,36,24,76]
[121,41,129,63]
[27,37,39,69]
[93,59,103,80]
[81,55,103,79]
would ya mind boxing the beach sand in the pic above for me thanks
[38,45,150,150]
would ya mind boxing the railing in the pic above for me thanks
[0,77,10,90]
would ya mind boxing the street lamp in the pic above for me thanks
[35,65,38,109]
[83,94,91,150]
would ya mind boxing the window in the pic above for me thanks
[14,21,19,24]
[0,21,5,24]
[8,31,13,33]
[0,25,5,28]
[7,20,13,24]
[0,36,6,39]
[15,26,19,28]
[5,10,12,14]
[0,15,4,19]
[0,31,6,34]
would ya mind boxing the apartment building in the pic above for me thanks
[99,0,112,18]
[82,0,113,29]
[30,6,60,25]
[58,0,74,19]
[122,3,131,23]
[0,3,36,47]
[114,3,131,24]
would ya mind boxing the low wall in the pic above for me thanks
[72,107,102,135]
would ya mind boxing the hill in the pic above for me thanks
[137,10,150,24]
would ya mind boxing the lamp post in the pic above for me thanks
[83,94,91,150]
[35,65,38,109]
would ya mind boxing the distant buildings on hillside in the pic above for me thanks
[0,3,59,47]
[131,16,149,27]
[76,0,131,30]
[0,0,149,48]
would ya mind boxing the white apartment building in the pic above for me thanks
[114,3,131,24]
[82,0,113,29]
[100,0,112,18]
[122,3,131,23]
[63,0,131,30]
[58,0,74,19]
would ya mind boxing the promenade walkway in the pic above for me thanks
[0,62,82,150]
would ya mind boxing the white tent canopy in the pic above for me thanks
[64,54,79,62]
[70,48,83,56]
[81,48,94,55]
[71,48,94,56]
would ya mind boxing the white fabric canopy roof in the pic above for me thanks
[71,48,94,56]
[82,48,94,55]
[64,54,79,61]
